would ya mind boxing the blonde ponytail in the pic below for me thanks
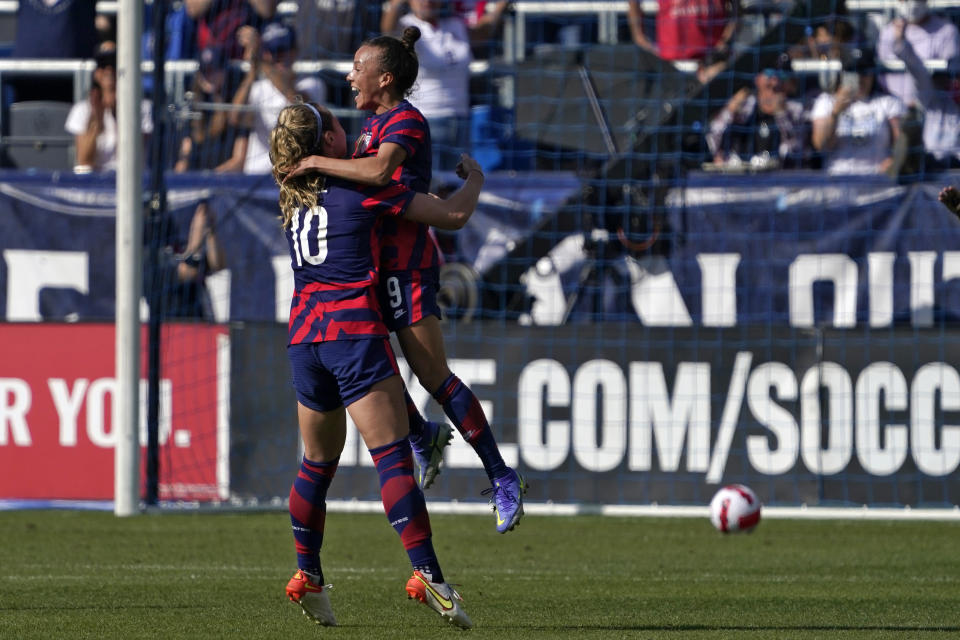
[270,103,332,228]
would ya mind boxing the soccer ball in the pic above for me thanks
[709,484,761,534]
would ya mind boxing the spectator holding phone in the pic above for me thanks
[65,42,154,173]
[811,48,905,175]
[706,64,809,169]
[226,23,326,174]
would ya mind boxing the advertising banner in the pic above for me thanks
[0,323,228,500]
[227,323,960,508]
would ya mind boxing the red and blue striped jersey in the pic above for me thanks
[285,178,416,345]
[353,100,439,273]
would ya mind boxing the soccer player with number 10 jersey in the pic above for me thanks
[272,101,485,628]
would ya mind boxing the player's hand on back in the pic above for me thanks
[282,156,323,183]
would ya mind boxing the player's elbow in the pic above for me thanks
[362,157,395,186]
[442,210,470,230]
[370,167,394,186]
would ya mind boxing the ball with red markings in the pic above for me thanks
[709,484,762,534]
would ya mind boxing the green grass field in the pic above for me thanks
[1,510,959,639]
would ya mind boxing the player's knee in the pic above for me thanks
[415,369,451,396]
[408,358,451,393]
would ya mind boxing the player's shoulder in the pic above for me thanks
[401,100,427,120]
[320,178,363,201]
[386,100,427,124]
[321,178,399,203]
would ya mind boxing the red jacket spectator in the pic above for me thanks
[185,0,277,59]
[629,0,738,61]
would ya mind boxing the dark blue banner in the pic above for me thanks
[3,170,960,326]
[0,172,284,322]
[666,171,960,327]
[0,170,579,322]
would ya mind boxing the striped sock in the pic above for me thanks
[433,373,507,483]
[288,456,338,582]
[369,437,443,582]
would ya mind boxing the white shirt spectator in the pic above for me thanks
[400,13,472,118]
[877,14,960,107]
[242,76,325,174]
[64,99,153,172]
[892,35,960,162]
[811,91,905,174]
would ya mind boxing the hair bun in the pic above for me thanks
[401,26,421,48]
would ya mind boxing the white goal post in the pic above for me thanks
[114,0,144,517]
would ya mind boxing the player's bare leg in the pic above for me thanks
[397,318,527,532]
[396,318,456,488]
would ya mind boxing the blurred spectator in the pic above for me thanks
[877,1,959,176]
[150,200,227,320]
[143,1,196,64]
[706,66,809,169]
[381,0,509,170]
[174,45,246,172]
[185,0,277,59]
[226,23,326,174]
[64,43,154,173]
[142,3,199,100]
[889,18,960,170]
[627,0,740,82]
[454,0,513,50]
[296,0,383,58]
[877,0,959,109]
[11,0,97,103]
[790,18,856,63]
[811,48,904,175]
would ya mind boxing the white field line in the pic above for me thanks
[3,499,960,521]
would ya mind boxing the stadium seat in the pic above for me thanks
[4,101,74,170]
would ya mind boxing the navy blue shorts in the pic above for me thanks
[287,338,399,412]
[378,267,442,332]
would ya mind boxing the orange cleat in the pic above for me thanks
[286,569,337,626]
[405,570,473,629]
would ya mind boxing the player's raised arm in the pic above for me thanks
[404,154,484,230]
